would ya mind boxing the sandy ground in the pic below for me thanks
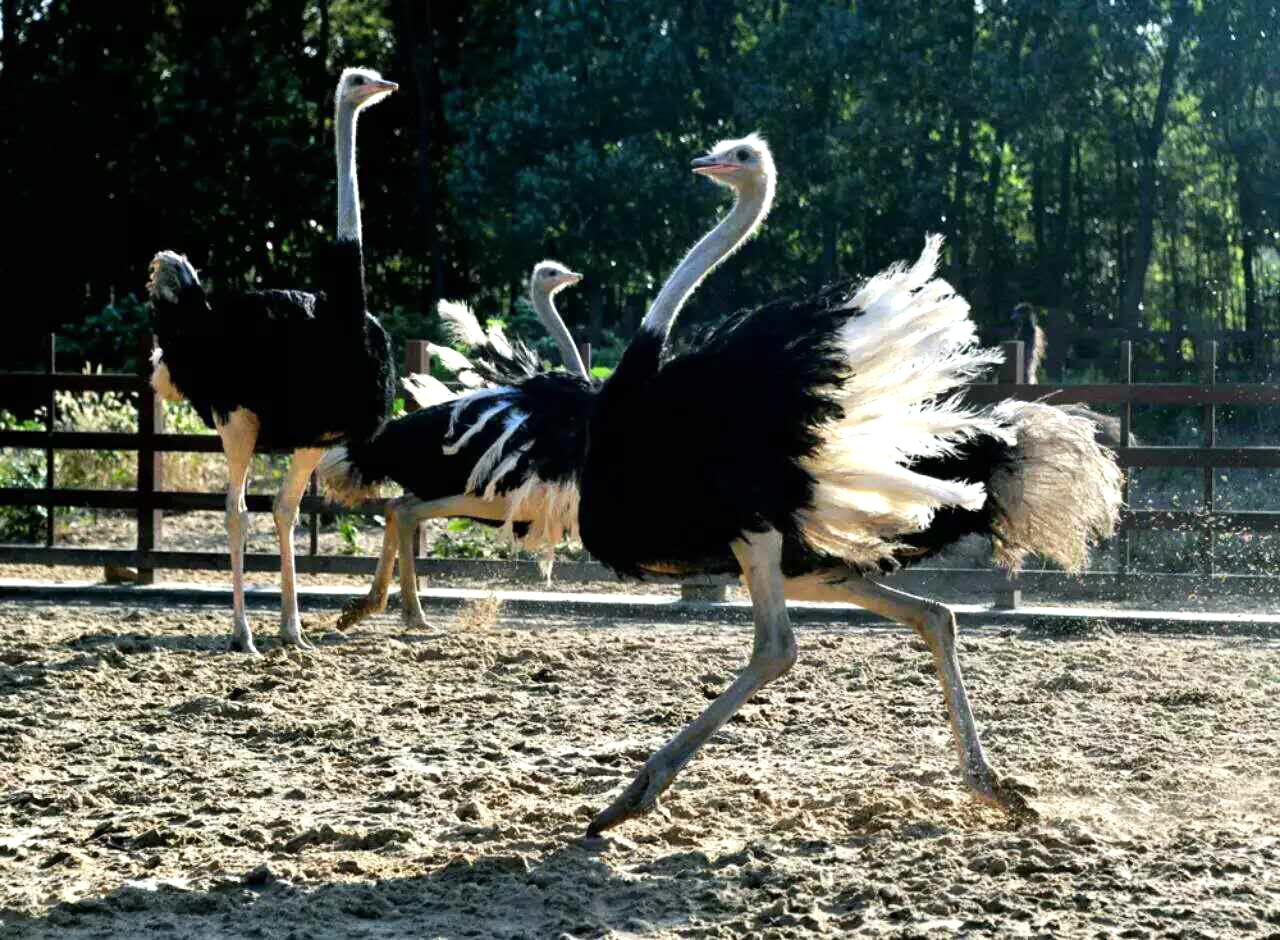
[1,599,1277,938]
[6,511,685,596]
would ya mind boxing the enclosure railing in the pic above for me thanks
[3,335,1280,605]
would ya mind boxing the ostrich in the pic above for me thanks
[146,68,398,655]
[401,262,589,409]
[576,136,1122,834]
[322,261,592,631]
[1009,302,1134,448]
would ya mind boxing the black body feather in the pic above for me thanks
[580,283,1037,582]
[151,241,394,451]
[340,372,593,513]
[580,285,857,579]
[459,335,543,388]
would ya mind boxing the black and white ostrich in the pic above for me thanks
[146,68,398,655]
[321,261,592,630]
[575,136,1123,834]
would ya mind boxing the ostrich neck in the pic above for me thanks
[638,176,773,341]
[335,100,360,244]
[533,288,589,379]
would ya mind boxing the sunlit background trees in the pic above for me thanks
[3,0,1278,377]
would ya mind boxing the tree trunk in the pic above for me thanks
[1119,0,1192,331]
[1235,143,1260,365]
[315,0,330,137]
[979,134,1004,319]
[1049,132,1073,310]
[948,0,976,284]
[400,0,443,315]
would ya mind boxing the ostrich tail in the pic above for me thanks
[401,373,455,409]
[317,441,386,507]
[437,299,487,348]
[797,235,1006,570]
[987,400,1123,573]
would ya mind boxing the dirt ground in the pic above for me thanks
[1,599,1278,938]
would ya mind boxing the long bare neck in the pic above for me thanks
[532,287,589,379]
[638,175,773,341]
[335,98,360,243]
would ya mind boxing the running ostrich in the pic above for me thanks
[146,68,398,655]
[575,136,1122,834]
[321,261,591,631]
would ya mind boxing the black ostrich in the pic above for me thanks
[319,261,593,631]
[575,136,1123,834]
[146,68,398,655]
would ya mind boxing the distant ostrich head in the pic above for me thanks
[691,133,775,194]
[337,67,398,110]
[1010,302,1037,328]
[531,260,583,295]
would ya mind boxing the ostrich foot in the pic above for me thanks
[402,608,434,632]
[280,619,314,651]
[228,618,262,657]
[147,251,198,303]
[966,764,1038,821]
[336,593,386,631]
[586,758,680,836]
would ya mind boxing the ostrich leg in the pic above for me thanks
[337,494,515,632]
[393,495,512,631]
[336,497,402,630]
[275,447,324,649]
[587,528,797,836]
[217,411,259,655]
[786,572,1036,819]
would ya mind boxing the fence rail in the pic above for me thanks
[2,335,1279,604]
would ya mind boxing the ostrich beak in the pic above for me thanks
[691,155,732,177]
[357,79,399,103]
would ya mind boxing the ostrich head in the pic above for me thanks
[337,67,398,110]
[691,133,775,193]
[1010,302,1037,329]
[531,260,583,295]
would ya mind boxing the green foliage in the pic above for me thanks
[0,411,47,542]
[58,295,153,375]
[5,0,1279,378]
[338,516,362,555]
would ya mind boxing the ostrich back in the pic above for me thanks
[580,285,854,579]
[153,242,394,451]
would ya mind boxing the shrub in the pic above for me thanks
[0,410,47,542]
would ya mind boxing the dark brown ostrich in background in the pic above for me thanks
[1009,303,1134,448]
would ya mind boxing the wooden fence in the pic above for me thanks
[2,334,1280,605]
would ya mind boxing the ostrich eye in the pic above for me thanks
[736,148,751,162]
[352,76,366,86]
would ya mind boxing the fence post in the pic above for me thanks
[1116,340,1133,594]
[1201,341,1217,577]
[404,340,431,559]
[993,340,1025,609]
[136,335,164,585]
[578,342,592,374]
[45,334,56,548]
